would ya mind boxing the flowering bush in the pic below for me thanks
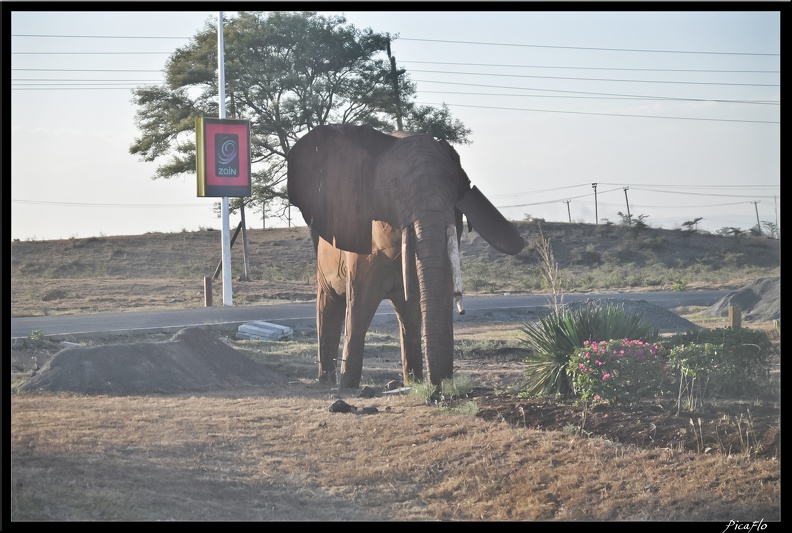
[567,339,670,405]
[520,301,659,397]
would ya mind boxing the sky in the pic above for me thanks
[7,7,782,241]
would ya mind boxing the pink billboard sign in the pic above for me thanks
[196,117,251,197]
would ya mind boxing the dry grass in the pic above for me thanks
[10,316,781,521]
[10,386,780,521]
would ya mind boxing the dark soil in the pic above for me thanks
[473,389,780,460]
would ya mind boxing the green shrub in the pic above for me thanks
[445,400,479,417]
[570,247,601,266]
[440,375,475,400]
[637,236,668,253]
[664,328,774,409]
[567,339,670,405]
[27,329,45,347]
[519,301,659,397]
[411,381,438,404]
[412,375,476,405]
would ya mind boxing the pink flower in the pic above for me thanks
[602,373,611,380]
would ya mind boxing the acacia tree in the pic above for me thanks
[129,11,471,225]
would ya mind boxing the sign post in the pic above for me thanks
[195,114,251,306]
[194,12,251,306]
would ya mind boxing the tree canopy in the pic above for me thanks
[129,11,471,225]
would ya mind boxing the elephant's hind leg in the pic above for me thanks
[338,296,379,389]
[338,257,391,389]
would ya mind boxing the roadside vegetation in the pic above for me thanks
[9,218,780,318]
[9,219,780,521]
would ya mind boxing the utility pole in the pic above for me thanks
[386,39,404,131]
[775,196,779,239]
[564,200,571,223]
[751,201,761,234]
[623,187,631,225]
[592,183,598,224]
[217,11,232,306]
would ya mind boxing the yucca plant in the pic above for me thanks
[519,301,659,397]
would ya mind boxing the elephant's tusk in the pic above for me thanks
[447,224,465,315]
[402,225,415,302]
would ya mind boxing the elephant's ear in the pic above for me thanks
[287,124,395,254]
[456,186,525,255]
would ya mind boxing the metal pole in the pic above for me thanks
[218,12,232,306]
[775,196,778,239]
[592,183,598,224]
[623,187,631,225]
[564,200,571,223]
[752,201,761,234]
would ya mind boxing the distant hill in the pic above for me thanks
[9,220,780,317]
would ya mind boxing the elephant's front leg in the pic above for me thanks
[391,297,423,384]
[339,253,389,389]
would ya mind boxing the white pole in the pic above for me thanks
[218,12,232,306]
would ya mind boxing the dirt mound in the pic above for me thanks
[702,277,780,322]
[559,298,701,333]
[17,327,286,395]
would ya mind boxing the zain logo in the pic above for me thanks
[215,133,239,177]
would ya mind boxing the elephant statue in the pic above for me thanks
[287,124,524,388]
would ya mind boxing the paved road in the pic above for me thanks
[10,290,730,340]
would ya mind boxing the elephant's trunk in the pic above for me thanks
[446,224,465,315]
[413,214,455,385]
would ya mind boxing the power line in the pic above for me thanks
[418,90,777,106]
[11,31,779,124]
[416,101,779,124]
[408,68,779,88]
[12,34,189,39]
[13,34,779,57]
[413,79,780,106]
[595,183,779,189]
[625,187,780,198]
[12,86,157,91]
[13,66,779,87]
[398,37,779,57]
[489,183,779,209]
[13,68,164,72]
[12,199,207,208]
[400,60,780,75]
[13,51,171,55]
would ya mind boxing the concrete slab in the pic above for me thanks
[236,321,294,340]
